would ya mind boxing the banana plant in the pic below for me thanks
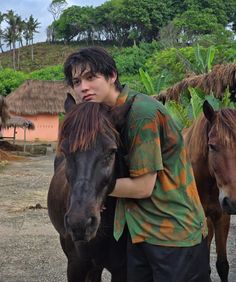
[194,44,215,73]
[165,100,191,130]
[139,68,155,95]
[139,68,170,95]
[177,44,216,75]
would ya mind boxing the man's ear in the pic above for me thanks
[111,95,136,130]
[64,93,76,113]
[110,71,117,84]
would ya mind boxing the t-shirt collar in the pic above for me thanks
[115,85,129,106]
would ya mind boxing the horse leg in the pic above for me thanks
[86,267,103,282]
[110,268,127,282]
[207,217,214,281]
[213,214,230,282]
[60,235,92,282]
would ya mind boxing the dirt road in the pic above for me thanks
[0,154,235,282]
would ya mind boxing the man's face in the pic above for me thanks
[72,66,117,106]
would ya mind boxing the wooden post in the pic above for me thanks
[23,126,26,152]
[13,125,16,144]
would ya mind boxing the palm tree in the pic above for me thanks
[25,15,40,61]
[0,12,5,53]
[3,10,22,69]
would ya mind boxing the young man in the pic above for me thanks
[64,46,210,282]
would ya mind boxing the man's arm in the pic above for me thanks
[109,172,157,199]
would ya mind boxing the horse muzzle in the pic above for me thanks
[219,190,236,214]
[64,212,100,242]
[220,197,236,214]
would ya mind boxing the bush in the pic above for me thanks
[29,65,64,80]
[0,68,28,96]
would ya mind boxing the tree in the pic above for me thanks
[3,10,22,70]
[48,0,67,42]
[24,15,40,61]
[0,12,5,53]
[173,9,225,44]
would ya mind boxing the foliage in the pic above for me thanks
[0,68,28,96]
[165,101,191,130]
[139,68,155,95]
[177,44,216,74]
[173,9,225,44]
[145,44,236,87]
[29,65,64,80]
[139,68,170,95]
[164,87,236,131]
[50,0,236,45]
[113,46,150,75]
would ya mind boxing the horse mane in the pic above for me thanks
[184,114,209,161]
[58,102,119,152]
[184,108,236,161]
[216,108,236,146]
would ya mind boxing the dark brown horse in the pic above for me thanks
[48,94,132,282]
[184,101,236,282]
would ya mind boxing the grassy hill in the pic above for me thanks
[0,42,94,73]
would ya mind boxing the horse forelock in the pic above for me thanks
[184,114,209,161]
[215,108,236,147]
[58,102,119,153]
[184,109,236,162]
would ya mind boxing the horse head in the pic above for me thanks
[203,100,236,214]
[58,93,133,242]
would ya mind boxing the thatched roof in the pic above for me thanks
[3,116,35,130]
[153,63,236,102]
[6,80,79,115]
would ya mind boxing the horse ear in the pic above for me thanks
[203,100,216,123]
[111,95,136,128]
[64,93,76,113]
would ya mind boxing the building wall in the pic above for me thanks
[3,114,59,142]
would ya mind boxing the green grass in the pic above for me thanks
[0,42,93,73]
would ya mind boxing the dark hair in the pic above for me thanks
[64,46,122,92]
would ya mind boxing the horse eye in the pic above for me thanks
[208,144,217,152]
[103,149,116,162]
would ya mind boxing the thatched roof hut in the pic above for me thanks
[3,116,35,130]
[154,63,236,102]
[6,80,77,115]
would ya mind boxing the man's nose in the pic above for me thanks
[81,80,89,92]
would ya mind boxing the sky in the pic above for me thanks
[1,0,107,44]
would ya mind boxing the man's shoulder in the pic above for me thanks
[127,91,168,121]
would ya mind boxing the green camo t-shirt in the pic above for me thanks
[114,86,207,247]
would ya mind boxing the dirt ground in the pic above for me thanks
[0,153,236,282]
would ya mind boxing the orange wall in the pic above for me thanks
[3,114,59,142]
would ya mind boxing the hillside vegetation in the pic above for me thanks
[0,42,92,73]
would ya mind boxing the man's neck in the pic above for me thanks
[105,89,121,106]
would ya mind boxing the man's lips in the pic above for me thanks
[83,94,96,101]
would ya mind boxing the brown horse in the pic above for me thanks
[184,101,236,282]
[48,94,133,282]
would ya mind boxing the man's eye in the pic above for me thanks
[87,75,94,80]
[73,80,80,86]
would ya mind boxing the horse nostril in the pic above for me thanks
[86,216,96,228]
[222,197,236,214]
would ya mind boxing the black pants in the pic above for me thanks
[127,235,210,282]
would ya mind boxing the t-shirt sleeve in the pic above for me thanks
[128,116,164,177]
